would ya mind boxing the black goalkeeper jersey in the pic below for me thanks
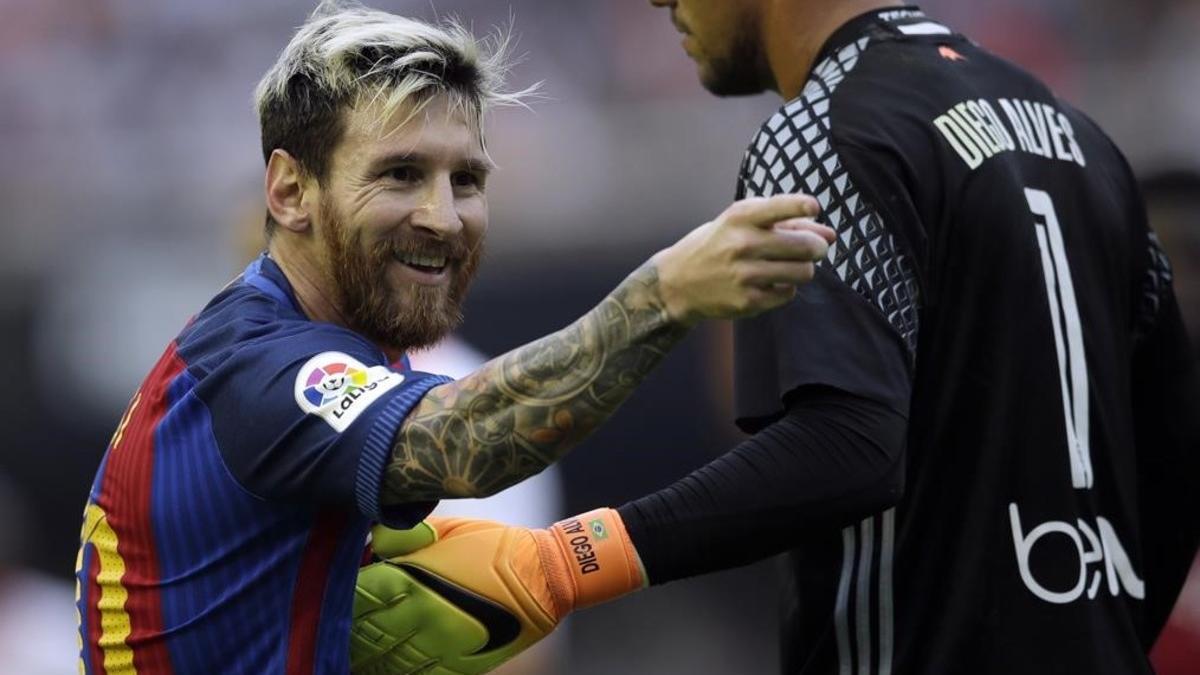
[733,7,1199,674]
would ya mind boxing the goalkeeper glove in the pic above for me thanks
[351,508,645,675]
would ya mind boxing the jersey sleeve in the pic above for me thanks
[1130,232,1200,642]
[193,324,452,529]
[619,385,906,585]
[733,58,925,429]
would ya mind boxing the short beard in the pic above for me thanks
[320,202,482,354]
[699,22,773,97]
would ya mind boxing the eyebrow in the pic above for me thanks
[368,151,495,174]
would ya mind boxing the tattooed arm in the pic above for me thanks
[385,262,683,500]
[382,194,834,502]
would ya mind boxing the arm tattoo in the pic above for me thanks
[383,262,688,502]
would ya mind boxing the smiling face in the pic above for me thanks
[315,95,490,352]
[650,0,772,96]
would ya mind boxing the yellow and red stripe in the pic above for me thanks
[78,345,187,674]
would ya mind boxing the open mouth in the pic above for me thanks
[395,251,449,274]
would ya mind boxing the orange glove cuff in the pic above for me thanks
[533,508,646,618]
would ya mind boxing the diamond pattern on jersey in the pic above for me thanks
[1135,232,1174,341]
[736,37,921,354]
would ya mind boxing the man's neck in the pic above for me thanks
[764,0,904,100]
[267,239,406,363]
[267,239,347,328]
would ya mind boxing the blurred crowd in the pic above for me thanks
[1,1,1197,673]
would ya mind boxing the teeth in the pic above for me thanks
[399,252,447,268]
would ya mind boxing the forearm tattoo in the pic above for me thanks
[382,262,687,502]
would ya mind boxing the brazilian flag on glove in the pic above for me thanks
[351,508,646,675]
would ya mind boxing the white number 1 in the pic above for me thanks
[1026,188,1092,490]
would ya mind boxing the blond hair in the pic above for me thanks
[254,1,530,230]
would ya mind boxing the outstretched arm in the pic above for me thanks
[353,385,907,675]
[385,262,684,501]
[382,193,834,502]
[617,386,906,583]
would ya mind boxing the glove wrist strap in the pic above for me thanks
[538,508,646,616]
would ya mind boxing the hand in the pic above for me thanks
[652,193,834,326]
[351,509,643,674]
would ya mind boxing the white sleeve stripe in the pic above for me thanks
[879,508,896,675]
[836,526,856,675]
[897,22,952,35]
[836,509,898,675]
[855,518,876,675]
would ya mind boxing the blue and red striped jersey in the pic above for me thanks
[75,254,450,674]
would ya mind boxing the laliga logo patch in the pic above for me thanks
[301,362,368,407]
[294,352,403,432]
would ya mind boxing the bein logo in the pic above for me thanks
[1008,503,1145,605]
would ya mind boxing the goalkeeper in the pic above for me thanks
[355,0,1200,674]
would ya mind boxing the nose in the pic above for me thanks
[410,176,462,237]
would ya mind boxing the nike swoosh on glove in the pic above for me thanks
[351,508,645,675]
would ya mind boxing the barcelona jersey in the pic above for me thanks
[75,254,450,674]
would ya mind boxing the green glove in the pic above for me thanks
[351,510,645,674]
[351,523,490,675]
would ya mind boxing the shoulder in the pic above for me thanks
[739,33,945,200]
[176,279,386,379]
[178,282,425,454]
[737,38,929,352]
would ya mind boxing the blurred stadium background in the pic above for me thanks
[1,0,1197,672]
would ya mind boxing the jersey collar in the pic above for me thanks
[242,252,304,315]
[815,5,935,65]
[242,253,413,369]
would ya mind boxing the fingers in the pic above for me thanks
[744,226,831,262]
[372,522,438,558]
[720,195,833,261]
[354,562,418,619]
[740,260,818,287]
[351,561,493,670]
[737,283,799,316]
[773,217,836,243]
[653,192,832,324]
[723,194,821,229]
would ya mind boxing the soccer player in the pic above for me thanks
[71,3,836,673]
[356,1,1200,673]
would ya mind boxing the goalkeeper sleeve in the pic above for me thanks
[619,385,906,584]
[351,508,645,675]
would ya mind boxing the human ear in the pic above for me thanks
[265,149,313,233]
